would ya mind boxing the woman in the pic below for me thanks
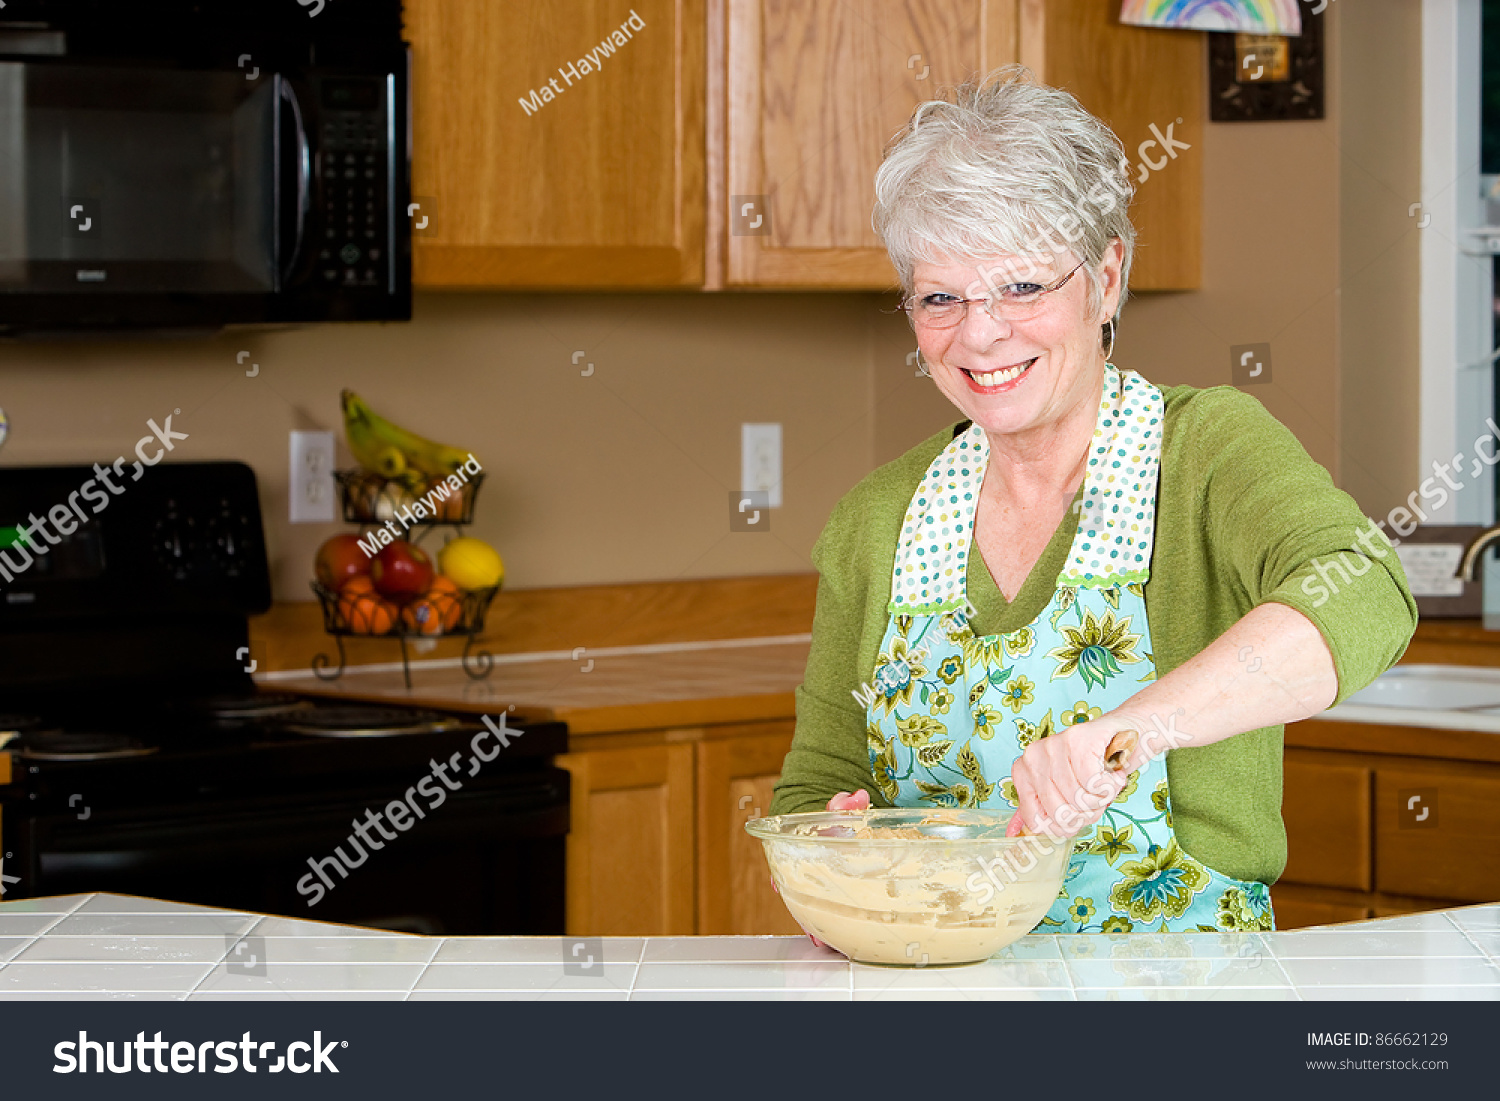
[769,67,1416,934]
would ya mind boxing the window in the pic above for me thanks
[1421,0,1491,529]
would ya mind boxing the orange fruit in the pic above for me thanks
[339,588,398,634]
[401,579,464,634]
[340,575,376,596]
[399,597,442,635]
[432,589,464,631]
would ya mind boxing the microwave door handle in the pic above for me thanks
[279,79,311,281]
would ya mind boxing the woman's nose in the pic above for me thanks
[956,299,1014,343]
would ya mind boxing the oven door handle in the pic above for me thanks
[279,77,311,284]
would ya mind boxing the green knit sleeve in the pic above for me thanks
[769,491,888,815]
[1184,387,1417,705]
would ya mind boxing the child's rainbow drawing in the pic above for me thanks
[1119,0,1303,35]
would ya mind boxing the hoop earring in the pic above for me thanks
[913,350,932,378]
[1102,319,1116,362]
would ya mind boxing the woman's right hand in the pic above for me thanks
[785,789,873,948]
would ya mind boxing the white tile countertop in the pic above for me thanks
[1,894,1498,1001]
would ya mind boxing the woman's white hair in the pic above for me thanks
[874,65,1136,328]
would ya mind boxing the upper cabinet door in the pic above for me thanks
[718,0,1201,291]
[720,0,1033,289]
[407,0,705,288]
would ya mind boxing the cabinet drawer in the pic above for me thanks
[1281,757,1372,891]
[1375,767,1500,902]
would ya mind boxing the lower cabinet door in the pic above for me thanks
[1375,766,1500,903]
[1280,755,1372,891]
[696,724,805,935]
[557,743,696,936]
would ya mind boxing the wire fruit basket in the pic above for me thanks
[335,468,484,528]
[309,580,500,688]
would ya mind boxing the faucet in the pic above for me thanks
[1457,525,1500,581]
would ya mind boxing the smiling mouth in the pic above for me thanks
[962,358,1037,388]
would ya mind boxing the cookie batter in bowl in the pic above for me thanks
[748,809,1072,965]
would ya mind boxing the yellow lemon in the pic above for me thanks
[438,537,504,590]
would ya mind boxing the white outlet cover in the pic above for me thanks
[741,423,782,509]
[290,430,336,523]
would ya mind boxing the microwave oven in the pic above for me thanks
[0,0,412,335]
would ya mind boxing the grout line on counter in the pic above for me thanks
[257,633,815,684]
[1450,920,1500,965]
[20,894,92,957]
[405,940,439,1000]
[627,939,645,1000]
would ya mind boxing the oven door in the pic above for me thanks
[3,764,569,936]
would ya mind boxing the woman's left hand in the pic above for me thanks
[1005,715,1137,838]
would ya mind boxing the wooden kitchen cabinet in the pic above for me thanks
[404,0,706,287]
[718,0,1018,288]
[405,0,1201,290]
[1036,0,1202,291]
[718,0,1202,289]
[696,721,803,935]
[1277,732,1500,928]
[1375,766,1500,904]
[556,741,697,936]
[558,719,801,936]
[1279,757,1372,892]
[1268,886,1372,930]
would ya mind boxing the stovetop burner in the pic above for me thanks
[14,731,159,762]
[168,691,315,722]
[279,705,471,738]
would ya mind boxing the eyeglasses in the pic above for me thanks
[899,260,1087,329]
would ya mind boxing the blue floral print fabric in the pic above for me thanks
[865,365,1274,933]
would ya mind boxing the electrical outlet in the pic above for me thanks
[290,430,336,523]
[741,423,782,509]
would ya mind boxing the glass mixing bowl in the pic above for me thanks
[746,807,1074,966]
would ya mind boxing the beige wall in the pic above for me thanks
[0,5,1422,600]
[0,294,946,599]
[1334,0,1423,518]
[1121,16,1341,473]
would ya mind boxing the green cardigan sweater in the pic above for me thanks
[769,383,1418,883]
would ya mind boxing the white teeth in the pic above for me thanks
[970,359,1034,387]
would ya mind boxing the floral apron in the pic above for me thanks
[865,365,1273,933]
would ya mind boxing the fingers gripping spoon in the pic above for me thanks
[1010,728,1139,837]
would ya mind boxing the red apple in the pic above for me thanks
[370,541,434,604]
[315,534,372,591]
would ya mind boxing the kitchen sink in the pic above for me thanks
[1320,664,1500,732]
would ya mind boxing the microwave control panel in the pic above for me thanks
[314,77,391,294]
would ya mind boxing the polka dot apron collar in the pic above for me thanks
[889,364,1163,613]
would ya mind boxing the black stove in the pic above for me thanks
[279,704,471,738]
[165,689,315,725]
[11,731,157,762]
[0,462,569,935]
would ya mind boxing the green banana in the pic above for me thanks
[341,389,472,479]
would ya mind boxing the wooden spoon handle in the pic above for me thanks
[1103,729,1138,772]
